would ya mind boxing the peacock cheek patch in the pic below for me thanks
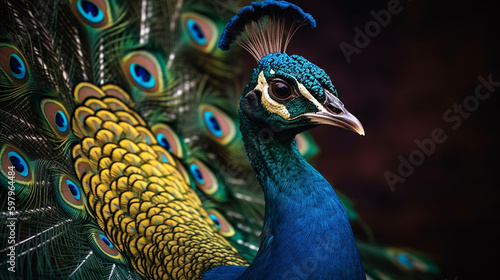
[255,71,292,119]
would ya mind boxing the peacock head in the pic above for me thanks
[220,0,364,141]
[239,52,364,140]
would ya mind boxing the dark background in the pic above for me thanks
[267,0,499,279]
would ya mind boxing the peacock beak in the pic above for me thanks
[301,91,365,136]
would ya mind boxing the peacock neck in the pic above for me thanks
[233,116,365,280]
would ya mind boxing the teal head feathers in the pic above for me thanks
[220,0,364,141]
[239,53,365,140]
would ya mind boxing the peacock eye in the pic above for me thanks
[77,0,105,23]
[66,180,81,200]
[270,79,292,100]
[9,54,26,80]
[187,19,207,45]
[8,151,29,177]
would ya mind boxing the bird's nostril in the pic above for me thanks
[326,102,343,114]
[324,92,345,114]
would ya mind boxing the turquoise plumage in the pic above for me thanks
[0,0,439,279]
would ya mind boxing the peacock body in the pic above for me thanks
[0,0,439,279]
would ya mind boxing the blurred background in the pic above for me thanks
[264,0,499,279]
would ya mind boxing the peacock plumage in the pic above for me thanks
[0,0,439,279]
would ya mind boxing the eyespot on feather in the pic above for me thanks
[121,51,164,94]
[1,145,32,183]
[182,12,219,53]
[396,252,415,269]
[71,0,113,28]
[55,175,87,219]
[151,124,184,158]
[207,209,235,237]
[41,100,71,138]
[186,158,225,200]
[89,230,126,264]
[199,104,236,146]
[0,45,29,84]
[388,248,434,272]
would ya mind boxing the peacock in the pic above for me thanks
[0,0,440,279]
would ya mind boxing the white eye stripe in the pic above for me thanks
[255,71,291,119]
[254,70,328,119]
[289,74,329,115]
[296,82,327,113]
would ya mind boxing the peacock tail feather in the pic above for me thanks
[0,0,439,279]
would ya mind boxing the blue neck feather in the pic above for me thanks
[204,114,365,279]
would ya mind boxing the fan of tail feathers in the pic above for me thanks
[0,0,438,279]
